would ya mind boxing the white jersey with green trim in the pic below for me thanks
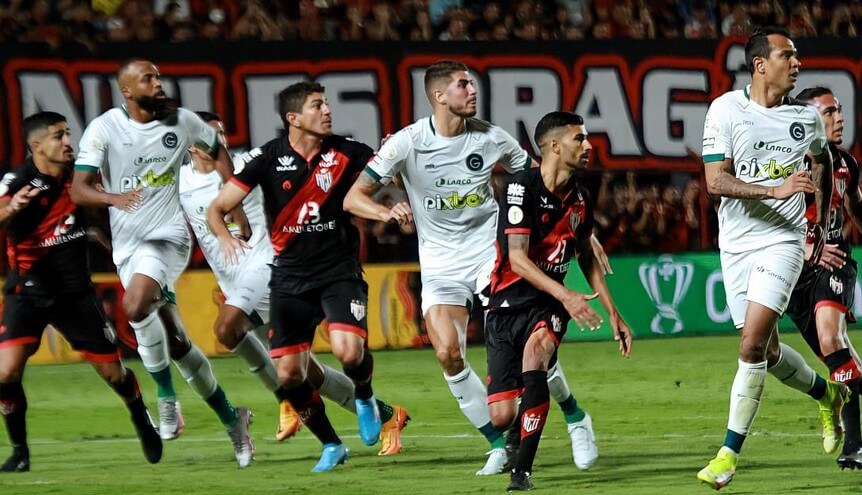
[75,107,217,265]
[365,116,530,272]
[178,161,271,287]
[701,86,827,253]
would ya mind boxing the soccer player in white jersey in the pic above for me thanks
[345,60,599,474]
[69,59,253,468]
[696,29,849,489]
[180,112,409,454]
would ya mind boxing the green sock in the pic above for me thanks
[205,386,237,428]
[559,395,586,423]
[149,367,176,399]
[376,399,394,423]
[480,422,506,448]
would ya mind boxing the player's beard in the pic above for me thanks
[137,95,178,123]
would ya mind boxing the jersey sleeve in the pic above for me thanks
[347,139,375,176]
[494,126,532,174]
[180,109,218,155]
[75,120,108,173]
[808,109,828,156]
[577,186,595,240]
[364,130,410,186]
[702,97,732,163]
[231,146,266,192]
[501,175,534,236]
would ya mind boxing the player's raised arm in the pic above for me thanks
[0,185,40,228]
[344,132,413,226]
[70,168,142,211]
[576,235,631,357]
[206,181,250,264]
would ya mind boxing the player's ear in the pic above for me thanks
[753,56,765,74]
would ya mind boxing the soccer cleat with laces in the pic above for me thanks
[311,443,349,472]
[567,412,598,469]
[0,447,29,473]
[476,447,507,476]
[157,397,185,441]
[356,397,381,446]
[697,447,738,490]
[507,470,533,492]
[227,407,254,468]
[275,399,300,442]
[378,405,410,455]
[818,381,850,454]
[837,448,862,470]
[132,408,163,464]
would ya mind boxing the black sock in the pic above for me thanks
[343,353,374,400]
[111,369,148,419]
[277,381,340,445]
[0,382,28,453]
[506,418,522,450]
[515,371,549,474]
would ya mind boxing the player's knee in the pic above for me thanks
[333,346,364,368]
[93,362,124,385]
[277,364,307,389]
[123,293,152,323]
[213,321,242,349]
[0,364,24,383]
[739,340,768,362]
[435,347,465,375]
[818,333,844,355]
[489,407,515,431]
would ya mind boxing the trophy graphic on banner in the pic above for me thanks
[638,255,694,334]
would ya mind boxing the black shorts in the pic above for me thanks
[786,260,857,358]
[485,304,568,404]
[0,290,119,362]
[269,278,369,357]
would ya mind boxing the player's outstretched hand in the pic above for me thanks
[610,313,632,358]
[384,201,413,226]
[227,206,252,241]
[113,188,143,212]
[773,171,816,199]
[590,234,613,275]
[562,291,603,331]
[219,235,250,265]
[9,185,40,212]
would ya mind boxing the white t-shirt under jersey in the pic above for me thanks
[178,161,272,288]
[76,107,217,266]
[365,116,530,272]
[702,86,827,253]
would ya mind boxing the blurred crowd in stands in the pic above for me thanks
[1,0,859,48]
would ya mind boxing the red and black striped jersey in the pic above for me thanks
[803,145,859,253]
[490,167,593,309]
[231,134,373,294]
[1,159,91,296]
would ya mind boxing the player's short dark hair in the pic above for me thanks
[795,86,832,102]
[196,111,221,123]
[534,111,584,149]
[424,61,469,100]
[278,81,325,126]
[745,27,791,74]
[23,111,67,151]
[116,57,152,83]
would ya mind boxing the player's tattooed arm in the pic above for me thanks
[704,158,815,200]
[344,171,412,225]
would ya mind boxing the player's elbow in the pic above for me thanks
[343,187,364,216]
[509,253,532,278]
[69,181,87,205]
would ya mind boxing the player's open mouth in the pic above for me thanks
[154,91,167,98]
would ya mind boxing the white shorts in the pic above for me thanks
[219,260,272,323]
[117,239,191,293]
[721,239,804,328]
[421,257,495,315]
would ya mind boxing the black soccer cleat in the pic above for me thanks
[0,447,30,473]
[133,408,163,464]
[507,470,533,492]
[837,448,862,470]
[502,444,519,474]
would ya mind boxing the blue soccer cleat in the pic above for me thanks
[356,397,381,446]
[311,443,349,472]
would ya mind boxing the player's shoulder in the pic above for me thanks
[837,147,859,168]
[710,90,745,110]
[86,107,124,131]
[465,117,495,133]
[327,134,373,155]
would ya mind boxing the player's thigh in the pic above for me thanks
[269,289,322,359]
[118,239,190,303]
[320,279,369,362]
[223,259,271,322]
[51,291,120,364]
[812,260,857,353]
[486,310,526,409]
[0,294,49,379]
[523,306,568,371]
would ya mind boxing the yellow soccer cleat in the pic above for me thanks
[276,399,301,442]
[378,405,410,455]
[819,380,851,454]
[697,447,738,490]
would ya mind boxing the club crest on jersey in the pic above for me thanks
[315,168,332,192]
[350,299,366,321]
[466,153,484,171]
[320,150,338,168]
[162,132,178,149]
[789,122,805,142]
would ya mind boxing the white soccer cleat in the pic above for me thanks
[227,407,254,468]
[568,412,598,470]
[157,397,185,441]
[476,447,507,476]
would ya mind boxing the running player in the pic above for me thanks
[344,60,599,475]
[207,82,385,471]
[696,29,848,489]
[0,112,162,472]
[70,59,253,467]
[181,112,409,454]
[486,111,632,491]
[786,86,862,469]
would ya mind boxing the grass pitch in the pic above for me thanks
[3,333,860,494]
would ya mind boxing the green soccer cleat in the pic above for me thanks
[818,381,851,454]
[697,447,738,490]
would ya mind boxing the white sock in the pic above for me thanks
[727,359,767,436]
[443,363,491,429]
[547,361,573,404]
[130,311,169,373]
[767,343,817,394]
[231,333,278,392]
[174,345,218,399]
[319,364,356,412]
[251,324,270,349]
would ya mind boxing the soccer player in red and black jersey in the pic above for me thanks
[484,111,632,491]
[207,82,386,471]
[0,112,162,472]
[786,86,862,469]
